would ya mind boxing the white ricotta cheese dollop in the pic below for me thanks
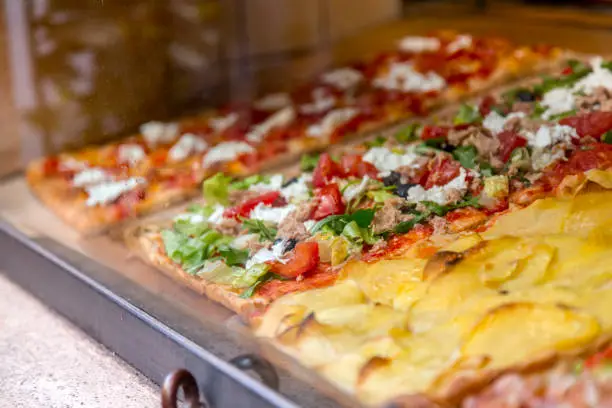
[140,121,179,146]
[306,108,358,139]
[249,203,296,224]
[406,168,468,205]
[72,168,110,187]
[482,111,525,135]
[342,176,371,202]
[540,87,576,120]
[85,178,146,207]
[250,174,284,192]
[373,62,446,93]
[524,124,578,148]
[209,113,239,134]
[447,35,472,54]
[363,147,420,175]
[254,93,292,111]
[168,133,208,162]
[321,68,363,90]
[245,248,277,270]
[398,36,441,53]
[202,141,255,167]
[574,57,612,94]
[246,107,295,143]
[117,144,146,166]
[281,173,312,201]
[299,88,336,115]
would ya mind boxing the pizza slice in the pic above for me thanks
[253,194,612,406]
[463,343,612,407]
[27,32,567,234]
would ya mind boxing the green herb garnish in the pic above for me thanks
[241,218,278,242]
[300,153,320,171]
[311,208,376,235]
[453,104,481,125]
[203,173,232,205]
[395,123,421,143]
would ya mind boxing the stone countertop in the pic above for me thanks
[0,273,159,408]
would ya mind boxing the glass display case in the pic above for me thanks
[3,1,612,407]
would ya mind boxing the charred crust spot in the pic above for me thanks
[357,356,391,386]
[423,251,465,281]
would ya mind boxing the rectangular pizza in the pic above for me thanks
[126,55,612,313]
[126,55,612,406]
[27,31,567,234]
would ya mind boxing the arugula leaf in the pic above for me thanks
[533,62,591,97]
[602,61,612,72]
[311,208,376,235]
[453,104,481,125]
[229,175,269,191]
[161,229,187,261]
[423,137,447,150]
[365,136,386,148]
[603,131,612,144]
[218,246,249,267]
[341,220,379,245]
[241,218,278,242]
[186,204,216,217]
[300,154,320,171]
[452,146,479,169]
[203,173,232,205]
[173,218,210,237]
[394,212,428,234]
[395,123,421,143]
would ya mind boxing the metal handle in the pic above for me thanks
[161,369,208,408]
[229,354,280,390]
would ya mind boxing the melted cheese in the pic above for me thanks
[306,108,358,139]
[85,178,145,207]
[406,168,468,205]
[362,147,420,176]
[202,141,254,166]
[246,107,295,143]
[398,36,441,53]
[72,168,110,187]
[373,62,446,93]
[140,121,178,146]
[117,144,146,166]
[168,133,208,162]
[321,68,363,90]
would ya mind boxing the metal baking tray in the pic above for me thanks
[0,176,344,408]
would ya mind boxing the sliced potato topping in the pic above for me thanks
[254,191,612,405]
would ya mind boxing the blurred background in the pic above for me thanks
[2,0,612,176]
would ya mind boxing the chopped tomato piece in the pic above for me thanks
[42,157,60,176]
[478,95,496,116]
[420,125,450,141]
[256,264,336,301]
[268,242,320,279]
[340,154,379,179]
[540,143,612,189]
[312,153,343,187]
[497,130,527,163]
[560,111,612,139]
[312,183,345,220]
[561,66,573,76]
[223,191,281,219]
[114,188,146,220]
[424,156,461,189]
[584,346,612,369]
